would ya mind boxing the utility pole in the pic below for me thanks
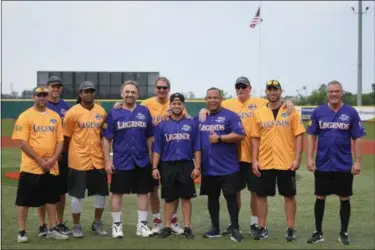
[352,1,370,106]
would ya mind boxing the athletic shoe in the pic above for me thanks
[339,232,351,245]
[183,227,195,239]
[38,224,48,237]
[112,222,123,238]
[17,230,28,243]
[203,228,221,238]
[72,224,84,238]
[137,221,153,237]
[56,221,72,235]
[171,222,184,235]
[254,227,268,240]
[91,221,108,236]
[46,227,69,240]
[151,218,163,235]
[158,227,172,239]
[307,231,324,244]
[221,224,233,236]
[285,228,296,241]
[230,228,244,242]
[250,224,259,237]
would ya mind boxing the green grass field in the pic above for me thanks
[1,119,374,249]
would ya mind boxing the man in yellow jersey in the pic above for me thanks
[250,80,305,241]
[63,81,109,238]
[114,76,185,235]
[199,76,294,236]
[12,87,69,243]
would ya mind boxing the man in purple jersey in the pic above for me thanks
[152,93,201,239]
[37,76,72,236]
[306,80,366,245]
[102,80,155,238]
[198,87,246,242]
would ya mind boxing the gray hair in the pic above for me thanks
[120,80,140,92]
[327,80,343,91]
[154,76,171,88]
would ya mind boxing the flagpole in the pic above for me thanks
[258,1,262,97]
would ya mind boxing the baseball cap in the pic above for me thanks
[266,80,282,89]
[79,81,96,91]
[33,86,49,95]
[170,93,185,103]
[235,76,251,86]
[47,76,63,85]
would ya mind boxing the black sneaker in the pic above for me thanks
[250,224,259,237]
[285,228,296,241]
[203,227,221,238]
[221,225,232,236]
[56,221,72,235]
[254,226,268,240]
[230,228,244,242]
[339,232,351,245]
[183,227,194,239]
[38,224,48,237]
[158,227,172,239]
[307,231,324,244]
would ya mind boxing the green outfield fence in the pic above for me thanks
[0,100,207,119]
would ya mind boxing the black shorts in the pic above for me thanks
[239,162,257,192]
[110,164,154,195]
[67,168,109,199]
[57,153,69,195]
[314,171,353,197]
[200,171,242,198]
[160,161,197,203]
[254,169,296,197]
[15,172,60,207]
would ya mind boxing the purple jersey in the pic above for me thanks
[198,108,245,176]
[307,104,366,172]
[153,117,200,161]
[102,104,153,171]
[47,99,70,118]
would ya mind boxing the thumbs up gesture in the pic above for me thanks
[209,131,220,144]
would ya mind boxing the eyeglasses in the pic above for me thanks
[266,80,280,86]
[235,84,249,90]
[156,86,169,90]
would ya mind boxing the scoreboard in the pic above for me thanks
[37,71,160,99]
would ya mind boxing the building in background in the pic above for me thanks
[37,71,160,99]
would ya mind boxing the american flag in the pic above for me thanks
[249,7,262,28]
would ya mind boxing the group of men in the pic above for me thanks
[12,75,365,245]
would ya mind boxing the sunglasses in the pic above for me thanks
[266,80,280,86]
[156,86,169,90]
[235,84,249,90]
[36,93,48,97]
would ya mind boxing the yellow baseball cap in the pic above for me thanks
[33,86,49,95]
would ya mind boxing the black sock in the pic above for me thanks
[314,198,326,233]
[340,200,351,233]
[207,196,220,229]
[224,194,239,229]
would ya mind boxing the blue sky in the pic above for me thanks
[1,1,374,98]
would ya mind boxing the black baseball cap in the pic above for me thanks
[266,80,282,89]
[235,76,251,87]
[47,76,63,86]
[170,93,185,103]
[79,81,96,91]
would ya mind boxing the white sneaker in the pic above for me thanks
[136,221,153,237]
[171,223,184,235]
[17,231,28,243]
[46,228,69,240]
[112,223,123,238]
[151,222,163,235]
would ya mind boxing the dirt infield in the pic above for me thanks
[1,137,18,148]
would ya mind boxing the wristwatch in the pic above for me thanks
[218,136,222,143]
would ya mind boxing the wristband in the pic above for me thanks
[152,168,158,171]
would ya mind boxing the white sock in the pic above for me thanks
[112,211,122,224]
[172,213,177,219]
[153,213,161,220]
[138,210,148,224]
[251,216,259,225]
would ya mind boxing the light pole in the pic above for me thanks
[352,1,370,106]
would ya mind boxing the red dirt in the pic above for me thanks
[1,136,18,148]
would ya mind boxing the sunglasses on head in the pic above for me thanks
[156,86,169,90]
[266,80,280,86]
[235,84,249,90]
